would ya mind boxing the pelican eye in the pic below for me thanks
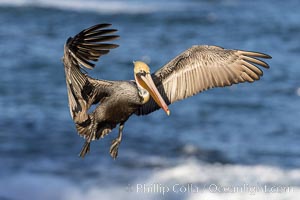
[137,70,146,77]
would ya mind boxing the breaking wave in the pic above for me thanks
[0,0,197,14]
[1,160,299,200]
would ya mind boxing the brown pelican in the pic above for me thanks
[63,23,271,159]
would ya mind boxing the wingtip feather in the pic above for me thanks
[64,23,119,70]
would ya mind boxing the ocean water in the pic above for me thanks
[0,0,300,199]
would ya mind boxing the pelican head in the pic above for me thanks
[133,61,170,116]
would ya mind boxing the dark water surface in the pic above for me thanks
[0,0,300,199]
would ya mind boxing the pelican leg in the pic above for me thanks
[110,122,124,159]
[79,129,95,158]
[79,122,97,158]
[79,140,91,158]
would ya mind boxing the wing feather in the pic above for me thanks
[136,45,271,115]
[63,23,118,136]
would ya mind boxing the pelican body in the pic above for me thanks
[63,23,271,159]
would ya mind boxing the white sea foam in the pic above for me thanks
[145,160,300,200]
[0,0,195,14]
[296,87,300,96]
[1,160,299,200]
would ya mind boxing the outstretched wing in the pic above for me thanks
[136,45,271,115]
[63,23,119,125]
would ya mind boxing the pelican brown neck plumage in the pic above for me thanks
[133,61,170,116]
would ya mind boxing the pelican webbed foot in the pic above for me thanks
[79,127,96,158]
[110,123,124,159]
[79,141,91,158]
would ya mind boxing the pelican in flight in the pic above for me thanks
[63,23,271,159]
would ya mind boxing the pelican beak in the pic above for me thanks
[139,73,170,116]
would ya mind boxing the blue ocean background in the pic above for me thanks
[0,0,300,199]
